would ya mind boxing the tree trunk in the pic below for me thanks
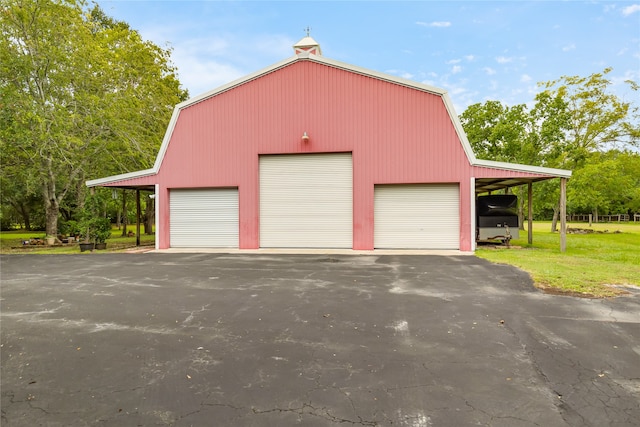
[44,186,59,237]
[121,189,128,237]
[11,201,31,231]
[43,156,59,237]
[144,196,154,234]
[551,205,559,232]
[23,211,31,231]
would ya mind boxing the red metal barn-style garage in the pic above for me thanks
[87,37,571,252]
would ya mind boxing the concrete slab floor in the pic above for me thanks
[1,254,638,426]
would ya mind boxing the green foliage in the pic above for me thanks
[538,67,639,168]
[92,217,113,243]
[78,189,111,243]
[568,151,640,215]
[460,68,640,219]
[0,0,188,235]
[59,219,80,236]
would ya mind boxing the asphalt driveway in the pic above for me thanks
[1,254,638,426]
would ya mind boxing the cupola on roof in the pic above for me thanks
[293,35,322,55]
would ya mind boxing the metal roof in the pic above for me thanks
[86,45,571,190]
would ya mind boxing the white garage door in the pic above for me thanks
[374,184,460,249]
[260,153,352,248]
[169,188,238,248]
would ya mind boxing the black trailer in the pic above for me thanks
[476,195,519,244]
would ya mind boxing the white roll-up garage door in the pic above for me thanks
[374,184,460,249]
[260,153,352,248]
[169,188,238,247]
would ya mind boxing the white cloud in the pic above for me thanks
[167,33,295,96]
[622,4,640,15]
[483,67,497,75]
[520,74,532,83]
[464,55,475,62]
[562,43,576,52]
[174,59,244,97]
[417,21,452,27]
[446,59,462,64]
[452,65,462,74]
[496,56,513,64]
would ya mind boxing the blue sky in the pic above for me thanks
[97,1,640,113]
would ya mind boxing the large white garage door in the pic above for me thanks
[374,184,460,249]
[169,188,238,247]
[260,153,352,248]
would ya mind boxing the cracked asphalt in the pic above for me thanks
[1,253,639,427]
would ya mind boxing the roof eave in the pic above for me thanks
[473,158,572,178]
[86,168,156,188]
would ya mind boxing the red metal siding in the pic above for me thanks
[104,61,560,250]
[150,60,477,250]
[102,61,554,250]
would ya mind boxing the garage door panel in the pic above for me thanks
[170,188,239,248]
[260,153,352,248]
[375,184,459,249]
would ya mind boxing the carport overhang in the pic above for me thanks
[87,170,158,248]
[471,159,572,252]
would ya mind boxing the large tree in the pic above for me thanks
[0,0,187,236]
[460,68,639,229]
[539,67,639,168]
[538,68,639,229]
[568,151,640,218]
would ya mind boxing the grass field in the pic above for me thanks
[0,227,155,254]
[476,221,640,297]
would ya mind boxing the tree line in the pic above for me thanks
[460,68,640,229]
[0,0,187,235]
[1,0,638,234]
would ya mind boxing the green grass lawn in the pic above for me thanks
[476,221,640,297]
[0,227,155,254]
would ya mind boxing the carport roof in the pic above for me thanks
[475,177,550,193]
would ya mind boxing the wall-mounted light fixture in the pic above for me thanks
[302,131,310,142]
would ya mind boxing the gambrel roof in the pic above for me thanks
[87,48,570,189]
